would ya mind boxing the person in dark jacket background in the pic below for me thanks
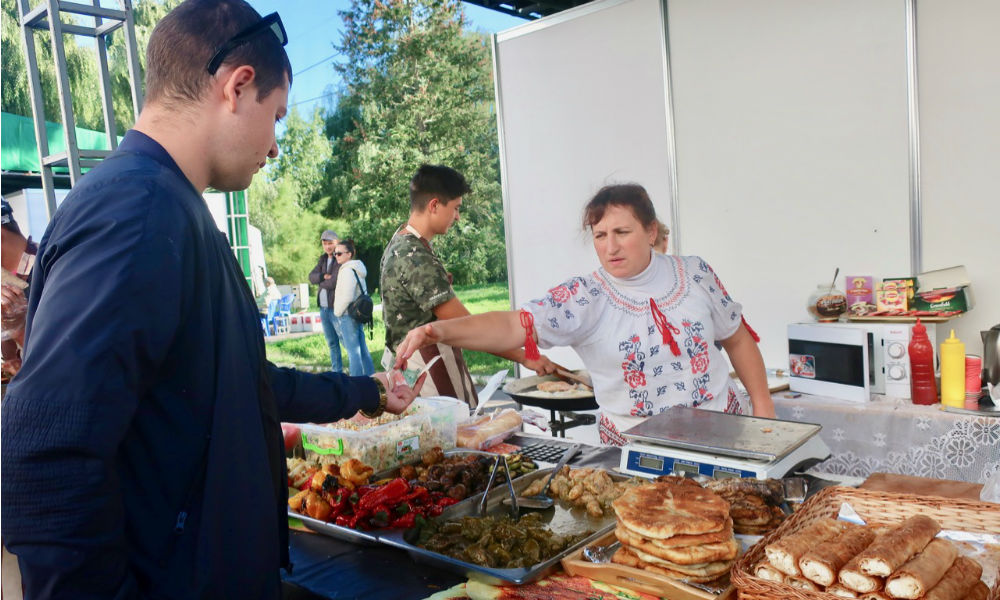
[308,229,343,372]
[0,1,423,598]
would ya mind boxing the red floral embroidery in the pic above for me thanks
[691,352,710,374]
[623,370,646,389]
[549,285,571,304]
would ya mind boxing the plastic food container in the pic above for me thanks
[298,396,467,472]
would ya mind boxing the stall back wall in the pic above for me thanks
[495,0,1000,371]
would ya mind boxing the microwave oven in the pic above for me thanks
[787,322,937,402]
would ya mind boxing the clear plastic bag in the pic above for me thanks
[981,465,1000,503]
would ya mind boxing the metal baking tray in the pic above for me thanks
[379,467,625,585]
[288,450,539,546]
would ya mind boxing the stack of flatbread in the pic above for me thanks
[611,479,739,584]
[754,515,989,600]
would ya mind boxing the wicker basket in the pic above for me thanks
[732,486,1000,600]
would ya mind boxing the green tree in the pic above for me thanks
[1,0,179,133]
[328,0,507,286]
[271,106,333,211]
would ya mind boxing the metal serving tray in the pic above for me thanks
[288,450,536,546]
[379,467,625,585]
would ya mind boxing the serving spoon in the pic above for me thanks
[504,443,581,510]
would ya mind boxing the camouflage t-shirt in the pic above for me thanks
[380,232,456,350]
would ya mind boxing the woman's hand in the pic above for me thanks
[393,323,443,370]
[374,370,428,414]
[522,354,557,375]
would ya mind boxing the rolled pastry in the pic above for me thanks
[884,538,958,599]
[840,556,884,593]
[964,581,989,600]
[857,515,941,576]
[785,576,820,591]
[860,593,892,600]
[754,562,785,582]
[799,524,876,586]
[764,518,848,576]
[827,584,860,598]
[922,556,983,600]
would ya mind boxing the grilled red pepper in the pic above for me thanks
[357,478,409,512]
[390,512,417,529]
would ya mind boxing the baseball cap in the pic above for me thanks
[320,230,339,241]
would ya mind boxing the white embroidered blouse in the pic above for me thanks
[521,252,747,433]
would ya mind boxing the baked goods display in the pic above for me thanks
[610,479,739,584]
[702,477,788,534]
[754,516,990,599]
[456,408,523,450]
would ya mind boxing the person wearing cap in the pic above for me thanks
[309,228,344,372]
[0,2,424,597]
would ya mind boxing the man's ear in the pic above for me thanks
[221,65,257,112]
[427,197,440,213]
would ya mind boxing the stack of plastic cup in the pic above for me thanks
[965,355,982,409]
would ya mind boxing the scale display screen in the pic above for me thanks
[624,450,758,479]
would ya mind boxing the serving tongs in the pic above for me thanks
[479,455,519,519]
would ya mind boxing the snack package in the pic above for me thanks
[457,408,523,450]
[877,280,908,312]
[845,276,875,316]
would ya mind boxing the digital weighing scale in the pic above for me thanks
[619,406,831,480]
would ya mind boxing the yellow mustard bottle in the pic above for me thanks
[939,329,966,408]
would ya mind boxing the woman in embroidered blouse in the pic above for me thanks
[394,184,774,445]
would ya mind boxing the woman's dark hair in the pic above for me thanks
[337,239,356,257]
[582,184,657,231]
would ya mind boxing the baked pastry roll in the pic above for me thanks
[860,593,892,600]
[839,555,884,593]
[764,518,848,576]
[799,524,876,586]
[884,538,958,599]
[922,556,983,600]
[753,562,785,583]
[856,515,941,576]
[785,576,820,591]
[965,581,989,600]
[827,583,860,598]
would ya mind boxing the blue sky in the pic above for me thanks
[245,1,527,119]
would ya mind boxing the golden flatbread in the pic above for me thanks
[612,482,730,539]
[615,518,734,549]
[612,546,733,583]
[629,546,733,576]
[614,527,738,564]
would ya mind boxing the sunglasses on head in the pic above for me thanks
[206,12,288,75]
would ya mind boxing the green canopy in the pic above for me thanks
[1,111,118,173]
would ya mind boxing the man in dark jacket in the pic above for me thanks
[308,229,343,372]
[0,1,421,598]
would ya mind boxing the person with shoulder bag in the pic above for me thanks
[332,240,375,376]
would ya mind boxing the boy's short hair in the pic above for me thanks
[145,0,291,107]
[409,164,470,212]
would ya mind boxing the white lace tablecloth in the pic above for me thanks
[773,393,1000,484]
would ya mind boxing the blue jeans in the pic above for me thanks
[333,314,375,376]
[318,307,343,373]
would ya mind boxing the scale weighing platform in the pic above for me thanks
[619,406,830,480]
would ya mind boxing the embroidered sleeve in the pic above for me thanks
[686,256,742,340]
[519,276,599,349]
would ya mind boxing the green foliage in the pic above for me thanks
[272,106,333,211]
[1,0,177,133]
[248,174,331,288]
[326,0,507,286]
[266,282,515,378]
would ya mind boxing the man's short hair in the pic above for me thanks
[145,0,292,107]
[409,164,470,212]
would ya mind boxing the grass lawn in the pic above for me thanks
[266,282,517,378]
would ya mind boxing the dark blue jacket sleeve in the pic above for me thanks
[267,364,379,424]
[1,180,183,599]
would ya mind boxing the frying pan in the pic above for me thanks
[502,373,599,412]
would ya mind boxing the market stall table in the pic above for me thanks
[772,391,1000,483]
[282,434,617,599]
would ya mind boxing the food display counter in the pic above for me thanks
[772,392,1000,483]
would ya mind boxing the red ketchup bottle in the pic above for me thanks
[909,319,938,405]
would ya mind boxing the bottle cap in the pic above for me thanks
[912,318,925,334]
